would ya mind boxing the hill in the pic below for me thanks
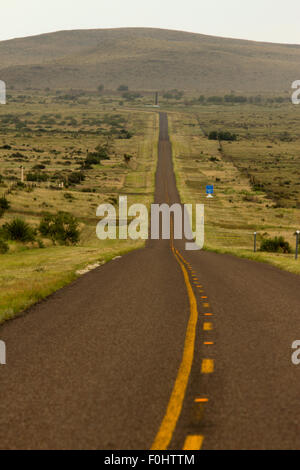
[0,27,299,92]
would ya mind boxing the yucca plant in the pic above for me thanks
[2,218,35,242]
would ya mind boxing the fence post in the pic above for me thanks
[295,231,300,260]
[254,232,257,253]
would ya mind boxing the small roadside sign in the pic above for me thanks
[206,185,214,198]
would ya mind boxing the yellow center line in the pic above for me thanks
[201,359,214,374]
[203,322,213,331]
[183,435,204,450]
[194,398,209,403]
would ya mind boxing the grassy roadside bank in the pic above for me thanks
[0,241,145,324]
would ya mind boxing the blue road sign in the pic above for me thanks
[206,185,214,195]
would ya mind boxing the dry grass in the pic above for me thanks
[170,105,300,275]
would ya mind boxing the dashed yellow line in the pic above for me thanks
[201,359,214,374]
[203,322,213,331]
[156,181,214,451]
[183,435,204,450]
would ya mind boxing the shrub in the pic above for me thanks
[2,218,35,242]
[32,164,46,170]
[260,236,292,254]
[218,131,237,141]
[68,171,85,186]
[118,129,133,139]
[124,154,132,164]
[0,239,9,254]
[207,96,223,104]
[0,196,10,211]
[39,212,80,245]
[208,131,218,140]
[208,130,237,141]
[121,92,141,101]
[163,89,184,100]
[26,172,49,182]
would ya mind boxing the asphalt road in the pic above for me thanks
[0,113,300,450]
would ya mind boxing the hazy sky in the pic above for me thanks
[2,0,300,44]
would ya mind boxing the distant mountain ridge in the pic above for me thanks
[0,28,299,92]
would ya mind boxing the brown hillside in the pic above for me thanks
[0,28,299,92]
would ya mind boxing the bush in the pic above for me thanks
[163,89,184,100]
[121,92,141,101]
[26,172,49,182]
[39,212,80,245]
[208,131,218,140]
[207,96,223,104]
[208,130,237,141]
[260,236,292,254]
[2,218,35,242]
[118,85,129,92]
[0,196,10,211]
[0,239,9,254]
[68,171,85,186]
[32,164,46,170]
[118,129,133,139]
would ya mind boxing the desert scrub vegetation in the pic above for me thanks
[208,130,237,141]
[1,218,36,242]
[39,212,80,245]
[260,236,292,254]
[169,106,300,275]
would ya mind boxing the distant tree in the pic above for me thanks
[207,96,223,104]
[208,130,237,141]
[163,89,184,100]
[122,92,141,102]
[97,84,104,94]
[118,85,129,92]
[208,131,218,141]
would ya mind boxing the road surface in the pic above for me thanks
[0,113,300,450]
